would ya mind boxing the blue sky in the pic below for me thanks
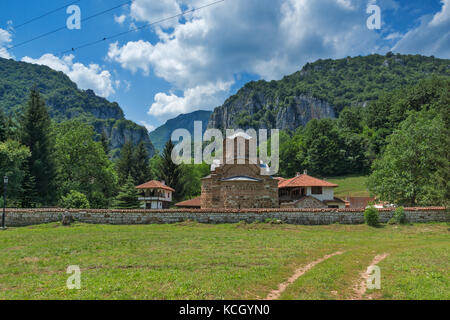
[0,0,448,132]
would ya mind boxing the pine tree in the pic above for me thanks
[21,88,56,206]
[116,140,134,185]
[0,109,7,142]
[131,141,150,185]
[113,175,141,209]
[158,140,184,201]
[100,131,110,156]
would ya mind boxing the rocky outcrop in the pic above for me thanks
[208,88,335,131]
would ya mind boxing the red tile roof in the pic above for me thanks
[175,197,202,208]
[135,180,175,192]
[278,174,338,188]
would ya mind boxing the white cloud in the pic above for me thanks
[148,80,233,118]
[114,14,127,24]
[393,0,450,57]
[0,28,13,59]
[139,121,156,132]
[130,0,181,29]
[21,54,116,98]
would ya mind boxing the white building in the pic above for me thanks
[136,180,175,209]
[278,171,346,209]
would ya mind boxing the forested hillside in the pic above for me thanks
[208,53,450,131]
[0,58,154,157]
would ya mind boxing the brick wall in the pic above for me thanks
[3,207,448,227]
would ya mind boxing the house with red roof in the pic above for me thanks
[136,180,175,209]
[278,171,346,209]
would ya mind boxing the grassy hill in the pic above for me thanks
[328,175,370,198]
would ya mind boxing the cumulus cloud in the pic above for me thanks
[114,14,127,24]
[0,28,13,59]
[22,54,116,98]
[393,0,450,57]
[139,121,156,132]
[149,80,233,118]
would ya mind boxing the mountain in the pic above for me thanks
[208,53,450,131]
[0,57,155,158]
[149,110,212,153]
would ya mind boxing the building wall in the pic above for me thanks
[201,163,279,209]
[306,187,334,202]
[4,208,448,227]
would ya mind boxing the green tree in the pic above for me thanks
[368,111,447,206]
[303,119,345,176]
[158,140,184,201]
[0,110,7,142]
[100,131,110,156]
[113,175,141,209]
[116,140,134,185]
[0,140,31,207]
[20,88,56,206]
[131,141,151,185]
[53,121,118,208]
[61,190,90,209]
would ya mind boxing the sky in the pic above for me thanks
[0,0,449,132]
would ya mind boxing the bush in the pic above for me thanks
[364,206,379,227]
[393,206,407,224]
[61,190,90,209]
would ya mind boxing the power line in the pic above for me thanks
[9,1,132,50]
[61,0,225,55]
[13,0,82,29]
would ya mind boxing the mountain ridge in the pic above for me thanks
[0,57,155,158]
[207,53,450,131]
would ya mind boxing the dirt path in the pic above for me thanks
[265,251,344,300]
[351,253,389,300]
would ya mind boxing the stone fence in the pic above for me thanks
[3,207,448,227]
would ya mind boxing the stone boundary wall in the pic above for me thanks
[3,207,448,227]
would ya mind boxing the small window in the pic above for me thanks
[328,205,339,209]
[312,187,323,195]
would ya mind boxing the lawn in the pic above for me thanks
[0,222,448,300]
[328,175,370,198]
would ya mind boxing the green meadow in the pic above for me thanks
[0,222,448,300]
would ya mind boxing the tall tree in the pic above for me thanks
[20,88,56,206]
[113,175,141,209]
[100,131,110,156]
[131,141,151,185]
[368,111,447,206]
[116,140,134,185]
[53,121,118,209]
[158,140,184,201]
[0,109,7,142]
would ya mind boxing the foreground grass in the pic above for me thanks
[0,222,448,300]
[328,175,370,198]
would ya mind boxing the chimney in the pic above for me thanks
[303,170,308,175]
[296,172,301,177]
[161,180,165,185]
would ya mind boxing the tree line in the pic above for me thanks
[0,88,208,209]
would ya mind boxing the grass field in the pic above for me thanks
[0,222,448,300]
[328,175,370,198]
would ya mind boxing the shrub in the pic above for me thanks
[364,206,379,227]
[393,206,407,224]
[61,190,90,209]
